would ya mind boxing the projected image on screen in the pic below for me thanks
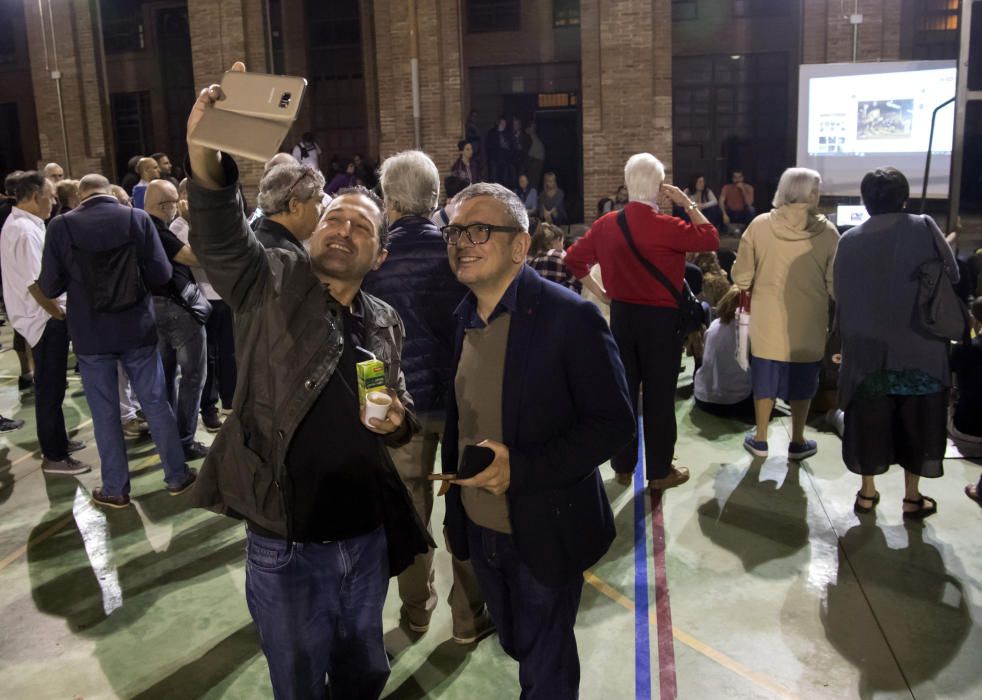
[856,100,913,141]
[797,61,956,196]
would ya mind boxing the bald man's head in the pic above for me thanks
[78,174,111,201]
[144,180,179,223]
[43,162,65,184]
[264,152,296,175]
[137,157,160,183]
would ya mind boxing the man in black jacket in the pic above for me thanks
[362,150,492,644]
[144,180,209,461]
[441,183,633,698]
[186,64,430,700]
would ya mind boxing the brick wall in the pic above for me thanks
[24,0,110,177]
[580,0,673,222]
[372,0,463,189]
[802,0,903,64]
[186,0,270,203]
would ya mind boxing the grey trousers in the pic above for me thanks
[387,416,488,637]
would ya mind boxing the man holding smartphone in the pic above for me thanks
[441,182,634,697]
[184,63,431,700]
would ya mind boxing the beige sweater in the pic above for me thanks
[731,204,839,363]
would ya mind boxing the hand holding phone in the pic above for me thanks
[189,68,308,163]
[453,440,510,496]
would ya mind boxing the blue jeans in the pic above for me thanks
[78,344,190,497]
[245,527,391,700]
[154,297,206,446]
[466,521,583,700]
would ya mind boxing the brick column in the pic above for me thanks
[803,0,903,64]
[24,0,110,177]
[373,0,463,179]
[186,0,271,203]
[580,0,673,222]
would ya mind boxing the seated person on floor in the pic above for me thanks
[694,286,754,420]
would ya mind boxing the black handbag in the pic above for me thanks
[64,211,149,313]
[177,279,213,325]
[615,210,705,337]
[915,215,970,342]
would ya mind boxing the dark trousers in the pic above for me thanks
[610,302,682,480]
[200,299,236,415]
[154,298,206,446]
[466,521,583,700]
[31,319,69,461]
[245,528,390,700]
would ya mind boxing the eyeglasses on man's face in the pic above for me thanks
[441,222,522,246]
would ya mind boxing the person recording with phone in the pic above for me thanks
[184,63,431,700]
[439,182,634,698]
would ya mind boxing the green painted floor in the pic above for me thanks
[0,321,980,699]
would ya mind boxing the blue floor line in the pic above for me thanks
[633,417,652,700]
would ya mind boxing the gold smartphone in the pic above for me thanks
[190,70,307,162]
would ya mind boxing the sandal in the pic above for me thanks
[853,490,880,514]
[902,495,938,521]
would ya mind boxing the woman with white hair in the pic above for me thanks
[565,153,720,492]
[732,167,839,460]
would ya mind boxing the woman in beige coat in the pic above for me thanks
[731,168,838,460]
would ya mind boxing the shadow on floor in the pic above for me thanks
[131,622,260,700]
[26,473,247,697]
[686,404,753,441]
[382,638,475,700]
[822,522,972,698]
[696,458,809,575]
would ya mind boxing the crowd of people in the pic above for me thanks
[0,68,979,698]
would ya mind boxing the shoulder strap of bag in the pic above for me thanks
[616,209,684,306]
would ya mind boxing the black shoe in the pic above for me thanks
[18,373,33,392]
[168,468,198,496]
[67,439,86,453]
[92,488,131,509]
[183,441,209,461]
[0,416,24,433]
[202,412,223,433]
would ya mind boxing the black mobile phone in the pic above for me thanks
[458,444,495,480]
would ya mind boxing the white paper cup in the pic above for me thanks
[363,391,392,427]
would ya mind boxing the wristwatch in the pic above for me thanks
[685,201,698,211]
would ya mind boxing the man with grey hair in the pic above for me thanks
[362,151,492,644]
[247,152,301,228]
[439,182,633,696]
[42,162,65,185]
[567,152,719,493]
[252,161,326,254]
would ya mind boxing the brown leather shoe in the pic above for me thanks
[648,466,690,492]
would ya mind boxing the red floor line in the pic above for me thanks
[649,489,678,700]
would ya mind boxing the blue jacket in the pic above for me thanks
[362,215,467,420]
[442,265,634,587]
[39,195,173,355]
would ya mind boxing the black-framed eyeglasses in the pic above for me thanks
[441,222,522,246]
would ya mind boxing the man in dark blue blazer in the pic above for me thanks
[440,183,634,699]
